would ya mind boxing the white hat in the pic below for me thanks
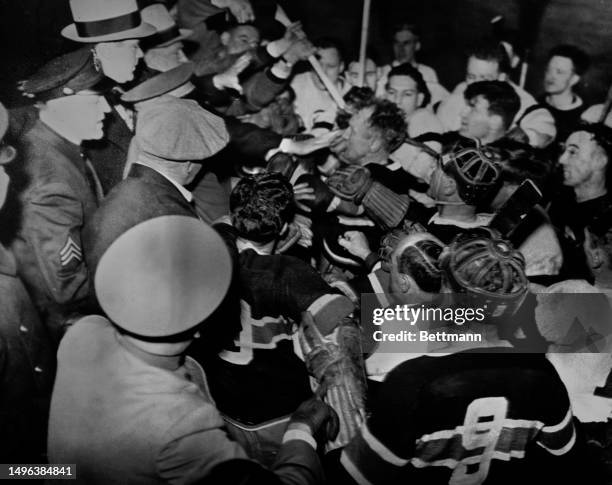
[61,0,156,43]
[141,3,193,48]
[95,216,232,337]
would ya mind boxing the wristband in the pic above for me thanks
[283,428,317,449]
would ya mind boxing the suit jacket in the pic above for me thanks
[83,103,134,195]
[83,164,198,278]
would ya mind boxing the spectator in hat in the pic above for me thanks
[539,44,590,144]
[0,101,56,463]
[10,48,109,340]
[437,40,556,148]
[140,3,194,73]
[61,0,155,84]
[84,2,194,196]
[82,96,229,278]
[49,215,336,484]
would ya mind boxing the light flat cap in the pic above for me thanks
[136,96,229,162]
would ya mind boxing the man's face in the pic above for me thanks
[314,47,343,88]
[223,25,260,55]
[144,42,189,72]
[340,107,375,164]
[465,57,500,85]
[96,40,143,84]
[427,164,458,202]
[559,131,606,187]
[544,55,577,96]
[460,95,493,140]
[346,59,378,91]
[385,74,422,119]
[393,29,418,64]
[60,92,111,141]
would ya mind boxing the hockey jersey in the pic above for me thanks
[205,248,352,424]
[335,350,579,485]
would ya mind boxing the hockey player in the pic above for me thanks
[327,230,590,485]
[194,172,357,464]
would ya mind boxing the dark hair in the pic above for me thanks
[491,138,553,190]
[391,22,421,39]
[314,37,345,62]
[365,98,408,153]
[397,240,443,293]
[230,172,295,243]
[467,39,511,74]
[337,86,376,128]
[387,62,431,107]
[548,44,590,76]
[223,22,260,35]
[464,80,521,130]
[570,122,612,189]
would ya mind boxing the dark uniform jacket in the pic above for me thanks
[83,163,198,279]
[9,112,98,337]
[0,244,56,462]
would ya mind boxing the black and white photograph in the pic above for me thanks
[0,0,612,483]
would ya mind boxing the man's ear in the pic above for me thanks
[369,134,383,153]
[220,32,230,46]
[570,73,580,88]
[488,113,505,134]
[497,72,507,82]
[417,92,425,108]
[416,40,421,53]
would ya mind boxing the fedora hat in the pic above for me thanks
[95,215,232,338]
[141,3,193,48]
[0,102,16,165]
[62,0,156,43]
[121,62,194,104]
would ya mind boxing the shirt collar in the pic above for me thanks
[133,162,193,203]
[116,332,184,371]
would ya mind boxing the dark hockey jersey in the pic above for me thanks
[205,247,351,424]
[335,350,579,485]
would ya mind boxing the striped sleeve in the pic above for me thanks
[340,423,409,485]
[535,407,576,456]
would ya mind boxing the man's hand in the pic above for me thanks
[212,53,252,94]
[211,0,254,23]
[283,130,343,156]
[276,222,301,254]
[289,396,340,445]
[293,182,316,213]
[283,38,316,65]
[338,231,371,260]
[294,214,313,248]
[267,22,307,58]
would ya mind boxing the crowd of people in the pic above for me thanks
[2,0,612,483]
